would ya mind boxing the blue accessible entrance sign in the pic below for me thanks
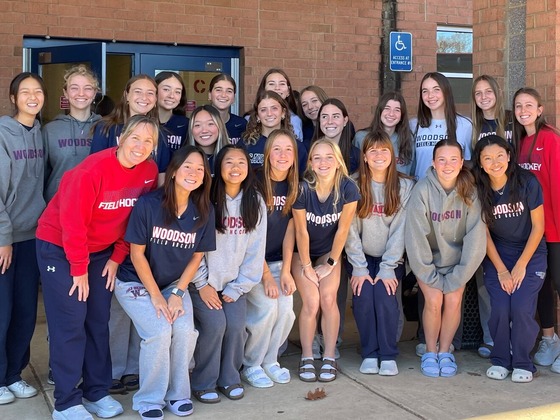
[389,32,413,72]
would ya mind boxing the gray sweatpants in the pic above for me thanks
[115,279,198,412]
[190,287,247,391]
[244,261,295,367]
[108,294,140,379]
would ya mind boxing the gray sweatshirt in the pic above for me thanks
[405,168,486,293]
[345,177,414,280]
[0,115,46,245]
[205,190,267,301]
[43,112,101,202]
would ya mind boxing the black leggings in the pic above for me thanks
[536,242,560,329]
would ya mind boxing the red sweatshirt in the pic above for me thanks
[37,147,158,276]
[518,127,560,243]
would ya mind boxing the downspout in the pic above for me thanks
[380,0,400,94]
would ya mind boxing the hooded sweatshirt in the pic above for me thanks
[43,112,102,201]
[405,167,486,293]
[345,177,414,280]
[204,190,267,301]
[0,115,45,246]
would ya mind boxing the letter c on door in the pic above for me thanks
[194,79,206,93]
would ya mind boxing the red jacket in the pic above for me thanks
[37,147,158,276]
[518,127,560,243]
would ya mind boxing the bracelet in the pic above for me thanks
[497,270,509,277]
[301,261,312,269]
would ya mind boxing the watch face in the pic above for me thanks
[327,258,335,266]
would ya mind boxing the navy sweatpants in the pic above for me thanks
[483,248,547,373]
[352,255,403,361]
[0,239,39,387]
[37,239,113,411]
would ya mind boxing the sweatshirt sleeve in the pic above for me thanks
[344,215,369,277]
[546,132,560,239]
[405,185,445,289]
[377,180,413,280]
[59,168,98,276]
[0,142,13,246]
[442,197,487,293]
[90,123,112,154]
[222,198,267,301]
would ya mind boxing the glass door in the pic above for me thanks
[29,43,106,123]
[140,53,239,115]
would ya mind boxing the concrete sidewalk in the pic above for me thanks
[3,303,560,419]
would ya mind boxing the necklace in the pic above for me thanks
[494,184,506,196]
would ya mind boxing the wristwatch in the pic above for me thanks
[327,257,337,267]
[171,287,185,298]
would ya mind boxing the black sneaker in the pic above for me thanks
[47,368,55,385]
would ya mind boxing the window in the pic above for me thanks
[437,26,473,104]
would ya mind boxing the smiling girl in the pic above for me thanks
[91,75,170,176]
[300,86,328,148]
[256,68,303,141]
[208,73,246,144]
[155,71,188,153]
[471,75,512,146]
[0,73,46,405]
[292,139,359,382]
[314,99,360,174]
[187,105,230,175]
[353,92,414,176]
[473,135,546,383]
[243,90,306,170]
[115,145,216,418]
[512,88,560,372]
[190,145,266,403]
[345,130,414,376]
[241,129,298,388]
[411,72,472,180]
[405,139,486,378]
[43,65,101,202]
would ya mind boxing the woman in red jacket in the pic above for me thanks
[512,88,560,372]
[36,115,159,420]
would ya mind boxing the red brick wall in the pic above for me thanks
[525,1,559,126]
[0,0,471,129]
[472,0,507,83]
[397,0,473,117]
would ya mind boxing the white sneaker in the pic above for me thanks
[7,380,37,398]
[52,404,94,420]
[534,334,560,366]
[359,358,379,374]
[82,395,123,418]
[379,360,399,376]
[0,386,15,405]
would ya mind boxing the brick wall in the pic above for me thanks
[0,0,471,129]
[525,0,559,126]
[472,0,507,86]
[474,0,560,126]
[397,0,473,117]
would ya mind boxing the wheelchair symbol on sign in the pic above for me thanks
[395,35,406,51]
